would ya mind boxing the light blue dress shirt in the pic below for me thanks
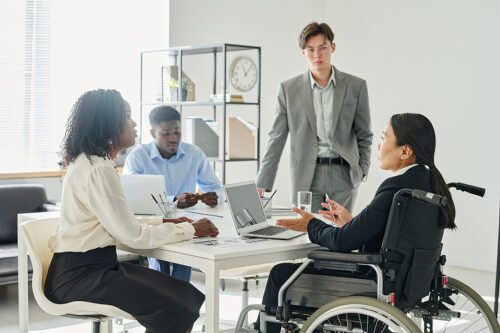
[309,66,337,157]
[123,142,224,205]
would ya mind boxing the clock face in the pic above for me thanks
[229,56,258,92]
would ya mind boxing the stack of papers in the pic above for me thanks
[209,94,244,103]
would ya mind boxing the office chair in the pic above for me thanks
[19,217,135,333]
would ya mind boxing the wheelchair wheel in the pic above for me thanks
[301,296,421,333]
[422,276,500,333]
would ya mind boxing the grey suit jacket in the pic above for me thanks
[256,67,372,204]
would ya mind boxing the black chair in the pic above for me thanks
[235,183,499,333]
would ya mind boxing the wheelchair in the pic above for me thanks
[235,182,500,333]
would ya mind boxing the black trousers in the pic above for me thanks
[44,246,204,333]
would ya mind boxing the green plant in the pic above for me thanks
[169,77,193,91]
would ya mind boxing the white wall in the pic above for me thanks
[169,0,500,272]
[169,0,326,201]
[49,0,170,149]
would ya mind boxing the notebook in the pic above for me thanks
[224,181,304,240]
[120,174,166,215]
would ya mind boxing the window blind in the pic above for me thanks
[0,0,53,173]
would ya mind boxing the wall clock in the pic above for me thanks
[229,56,258,92]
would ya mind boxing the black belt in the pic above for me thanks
[316,157,345,165]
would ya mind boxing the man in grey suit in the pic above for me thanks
[256,22,372,212]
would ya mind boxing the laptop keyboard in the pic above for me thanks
[250,225,288,236]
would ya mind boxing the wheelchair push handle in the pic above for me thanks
[447,182,485,197]
[411,189,448,207]
[396,189,448,207]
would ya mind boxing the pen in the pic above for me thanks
[159,193,167,206]
[325,194,334,211]
[184,210,224,218]
[151,194,167,216]
[262,189,277,209]
[159,193,171,216]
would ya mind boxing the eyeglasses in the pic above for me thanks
[304,44,331,56]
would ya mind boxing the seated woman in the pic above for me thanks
[260,113,456,333]
[44,89,218,333]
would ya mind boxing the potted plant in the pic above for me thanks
[169,77,193,101]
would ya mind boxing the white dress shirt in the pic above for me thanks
[49,154,195,253]
[391,163,424,177]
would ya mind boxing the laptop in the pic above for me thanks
[120,174,166,215]
[224,181,304,240]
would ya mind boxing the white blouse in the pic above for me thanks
[49,154,195,253]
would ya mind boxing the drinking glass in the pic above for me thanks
[297,191,312,213]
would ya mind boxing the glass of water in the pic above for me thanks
[297,191,312,212]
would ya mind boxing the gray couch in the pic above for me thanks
[0,184,54,285]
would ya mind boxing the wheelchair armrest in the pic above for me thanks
[307,250,382,265]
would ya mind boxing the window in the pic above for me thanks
[0,0,169,173]
[0,0,54,172]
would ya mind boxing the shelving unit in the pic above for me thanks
[139,44,261,184]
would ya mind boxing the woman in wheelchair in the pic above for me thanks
[258,113,457,333]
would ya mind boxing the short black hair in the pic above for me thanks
[149,106,181,126]
[61,89,125,165]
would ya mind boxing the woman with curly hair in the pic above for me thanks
[44,89,217,333]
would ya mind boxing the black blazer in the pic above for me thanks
[307,164,432,253]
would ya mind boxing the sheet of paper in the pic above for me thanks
[193,236,268,247]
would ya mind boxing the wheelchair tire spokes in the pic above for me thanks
[300,296,421,333]
[408,276,499,333]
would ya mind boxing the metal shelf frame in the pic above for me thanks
[140,43,261,184]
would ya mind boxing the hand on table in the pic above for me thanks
[199,192,218,208]
[276,207,315,232]
[176,193,200,208]
[162,216,193,224]
[319,198,353,227]
[192,218,219,237]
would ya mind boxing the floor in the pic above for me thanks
[0,265,497,332]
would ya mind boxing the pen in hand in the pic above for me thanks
[324,194,337,221]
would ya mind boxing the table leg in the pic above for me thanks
[204,264,220,333]
[18,222,29,333]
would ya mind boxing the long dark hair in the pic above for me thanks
[390,113,456,229]
[61,89,125,166]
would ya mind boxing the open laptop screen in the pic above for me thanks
[224,181,267,232]
[120,174,166,215]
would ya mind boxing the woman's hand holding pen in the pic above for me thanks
[191,218,219,237]
[319,199,352,227]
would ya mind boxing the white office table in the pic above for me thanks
[18,205,319,333]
